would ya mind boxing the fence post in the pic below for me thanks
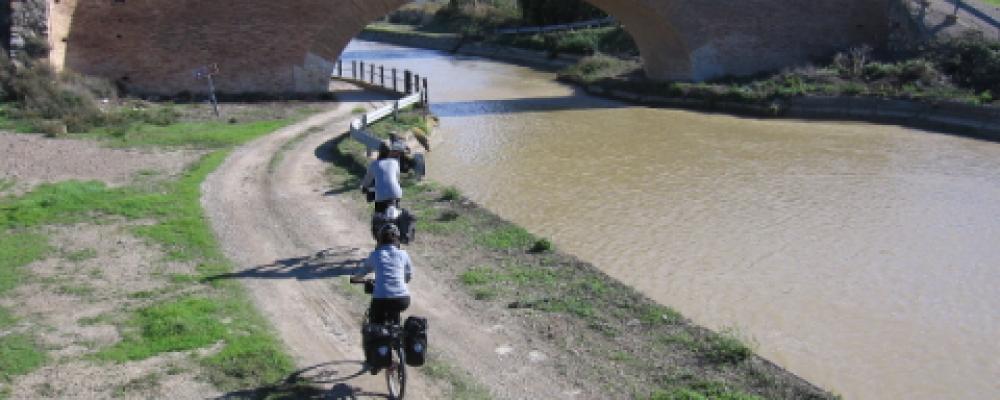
[392,68,398,92]
[422,78,429,105]
[337,60,343,77]
[370,64,375,83]
[359,61,364,80]
[380,66,385,87]
[362,114,368,127]
[404,70,413,94]
[414,74,421,92]
[393,100,400,121]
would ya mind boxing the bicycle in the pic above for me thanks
[351,275,407,400]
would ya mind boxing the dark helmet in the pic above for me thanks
[377,223,401,244]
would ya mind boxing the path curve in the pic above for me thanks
[201,82,587,399]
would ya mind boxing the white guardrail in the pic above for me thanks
[331,59,429,153]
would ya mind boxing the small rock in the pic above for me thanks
[528,350,547,363]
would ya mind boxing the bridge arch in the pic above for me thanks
[48,0,890,95]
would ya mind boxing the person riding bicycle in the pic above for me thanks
[354,223,413,326]
[362,138,407,213]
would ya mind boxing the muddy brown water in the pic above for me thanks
[341,40,1000,400]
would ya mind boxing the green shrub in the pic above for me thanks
[931,34,1000,95]
[388,2,443,26]
[560,54,640,83]
[703,331,752,364]
[529,238,552,253]
[441,186,462,201]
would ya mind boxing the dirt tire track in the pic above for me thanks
[202,84,585,399]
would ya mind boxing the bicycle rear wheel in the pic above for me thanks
[386,345,407,399]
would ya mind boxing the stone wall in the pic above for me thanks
[8,0,48,59]
[45,0,895,95]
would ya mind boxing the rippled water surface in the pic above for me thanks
[342,40,1000,400]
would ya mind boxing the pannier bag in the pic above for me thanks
[403,316,428,367]
[371,207,417,244]
[362,323,393,368]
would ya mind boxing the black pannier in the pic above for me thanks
[362,323,393,368]
[371,208,417,244]
[403,316,428,367]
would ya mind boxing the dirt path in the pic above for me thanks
[202,83,584,399]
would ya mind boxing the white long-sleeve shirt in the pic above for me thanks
[363,244,413,298]
[362,158,403,202]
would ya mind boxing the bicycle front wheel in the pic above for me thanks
[386,345,407,399]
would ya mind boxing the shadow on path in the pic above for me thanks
[215,361,391,399]
[203,247,367,283]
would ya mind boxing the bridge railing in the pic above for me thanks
[494,17,616,35]
[332,60,428,153]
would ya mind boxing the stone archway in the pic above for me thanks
[48,0,891,95]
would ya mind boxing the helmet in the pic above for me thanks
[377,223,401,244]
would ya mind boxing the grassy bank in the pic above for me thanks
[0,108,318,396]
[325,108,832,399]
[560,41,999,108]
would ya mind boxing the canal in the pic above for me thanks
[340,39,1000,400]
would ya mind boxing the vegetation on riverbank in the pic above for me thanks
[560,36,1000,107]
[325,108,833,399]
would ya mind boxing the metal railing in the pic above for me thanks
[494,17,616,35]
[332,60,429,152]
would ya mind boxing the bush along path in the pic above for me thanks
[0,100,323,398]
[324,108,835,399]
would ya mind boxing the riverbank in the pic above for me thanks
[359,24,1000,141]
[327,107,835,399]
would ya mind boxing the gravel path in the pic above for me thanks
[201,82,584,399]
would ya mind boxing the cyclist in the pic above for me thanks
[356,223,413,326]
[362,139,407,213]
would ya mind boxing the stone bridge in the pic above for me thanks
[41,0,892,95]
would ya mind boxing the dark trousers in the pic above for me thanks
[374,198,400,213]
[370,297,410,325]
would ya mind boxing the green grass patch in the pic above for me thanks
[0,151,230,262]
[0,308,17,329]
[474,226,537,250]
[97,297,229,361]
[97,293,294,389]
[365,109,429,140]
[200,334,295,390]
[0,179,14,194]
[650,381,764,400]
[0,232,49,296]
[88,119,291,149]
[459,266,501,286]
[0,334,48,379]
[702,330,752,364]
[440,186,462,201]
[423,356,493,400]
